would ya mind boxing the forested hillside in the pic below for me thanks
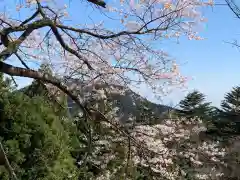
[0,70,237,179]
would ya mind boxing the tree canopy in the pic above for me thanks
[0,73,78,179]
[177,90,213,121]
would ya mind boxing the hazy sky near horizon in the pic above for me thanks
[2,1,240,108]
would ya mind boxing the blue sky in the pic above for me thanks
[134,3,240,107]
[163,4,240,107]
[2,1,240,108]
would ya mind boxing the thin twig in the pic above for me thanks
[0,141,18,180]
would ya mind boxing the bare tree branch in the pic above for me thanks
[15,52,66,109]
[87,0,106,8]
[226,0,240,18]
[0,60,87,114]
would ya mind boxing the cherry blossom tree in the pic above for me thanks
[130,117,226,180]
[0,0,211,106]
[76,109,227,179]
[0,0,216,178]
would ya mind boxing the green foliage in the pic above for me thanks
[177,90,213,121]
[0,74,78,179]
[21,63,69,117]
[136,100,158,124]
[180,90,206,110]
[21,62,54,98]
[26,81,68,117]
[215,86,240,134]
[221,86,240,115]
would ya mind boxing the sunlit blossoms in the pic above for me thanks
[81,112,226,179]
[130,117,226,180]
[0,0,212,100]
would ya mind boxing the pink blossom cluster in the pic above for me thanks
[90,115,226,179]
[0,0,212,100]
[130,117,226,179]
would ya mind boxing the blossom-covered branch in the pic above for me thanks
[0,1,215,178]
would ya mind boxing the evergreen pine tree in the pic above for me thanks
[221,86,240,117]
[177,90,213,120]
[218,86,240,134]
